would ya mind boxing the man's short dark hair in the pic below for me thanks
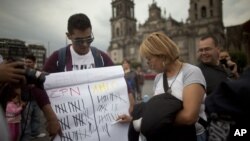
[200,34,219,47]
[67,13,92,34]
[25,54,36,62]
[122,58,131,65]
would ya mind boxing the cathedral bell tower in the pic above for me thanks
[110,0,137,39]
[188,0,225,44]
[108,0,137,63]
[188,0,223,24]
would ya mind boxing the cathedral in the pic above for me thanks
[108,0,226,67]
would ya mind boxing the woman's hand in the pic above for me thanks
[116,114,133,123]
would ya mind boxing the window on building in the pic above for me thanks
[194,3,197,11]
[210,10,213,17]
[116,28,120,36]
[114,7,117,18]
[210,0,213,7]
[195,14,198,20]
[201,6,207,18]
[117,5,120,16]
[130,8,133,18]
[130,47,135,54]
[128,27,132,35]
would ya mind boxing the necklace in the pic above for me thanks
[167,62,183,93]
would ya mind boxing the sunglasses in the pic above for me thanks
[72,33,94,46]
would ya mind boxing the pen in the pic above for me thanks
[111,119,122,125]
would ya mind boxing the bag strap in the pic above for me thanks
[90,47,104,68]
[58,46,67,72]
[163,72,171,94]
[57,46,104,71]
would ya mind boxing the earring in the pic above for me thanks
[162,61,166,67]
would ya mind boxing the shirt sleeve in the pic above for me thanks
[100,51,114,67]
[31,87,50,109]
[125,79,132,94]
[183,64,206,89]
[43,51,59,73]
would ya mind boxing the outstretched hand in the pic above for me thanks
[0,61,26,83]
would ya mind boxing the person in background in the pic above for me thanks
[21,54,46,140]
[197,34,238,96]
[205,67,250,141]
[0,60,25,84]
[0,58,26,141]
[6,86,25,141]
[122,59,141,102]
[118,32,206,141]
[219,50,239,78]
[0,56,61,141]
[136,65,144,100]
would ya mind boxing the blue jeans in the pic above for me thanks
[197,131,207,141]
[21,101,43,141]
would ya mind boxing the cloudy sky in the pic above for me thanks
[0,0,250,56]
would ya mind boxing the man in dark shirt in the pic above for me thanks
[21,54,61,140]
[197,34,238,95]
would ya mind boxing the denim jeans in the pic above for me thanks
[197,131,207,141]
[21,101,43,141]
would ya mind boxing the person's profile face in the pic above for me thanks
[146,55,165,73]
[197,37,219,65]
[219,51,230,60]
[67,27,94,55]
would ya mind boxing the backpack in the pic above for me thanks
[57,46,104,72]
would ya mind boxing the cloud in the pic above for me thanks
[223,0,250,26]
[0,0,249,55]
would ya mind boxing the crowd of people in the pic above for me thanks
[0,12,249,141]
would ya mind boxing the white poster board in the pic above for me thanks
[44,66,129,141]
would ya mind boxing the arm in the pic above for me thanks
[6,102,23,114]
[126,79,135,114]
[175,83,205,125]
[42,104,62,137]
[31,87,62,137]
[128,92,135,115]
[227,60,239,79]
[134,73,141,94]
[31,87,50,109]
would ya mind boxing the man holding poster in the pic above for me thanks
[44,66,131,141]
[43,13,135,140]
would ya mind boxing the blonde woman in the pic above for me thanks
[118,32,207,141]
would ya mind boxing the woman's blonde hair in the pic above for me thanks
[139,32,180,64]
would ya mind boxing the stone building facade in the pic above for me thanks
[0,38,46,69]
[108,0,226,68]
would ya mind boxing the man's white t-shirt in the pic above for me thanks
[70,45,95,70]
